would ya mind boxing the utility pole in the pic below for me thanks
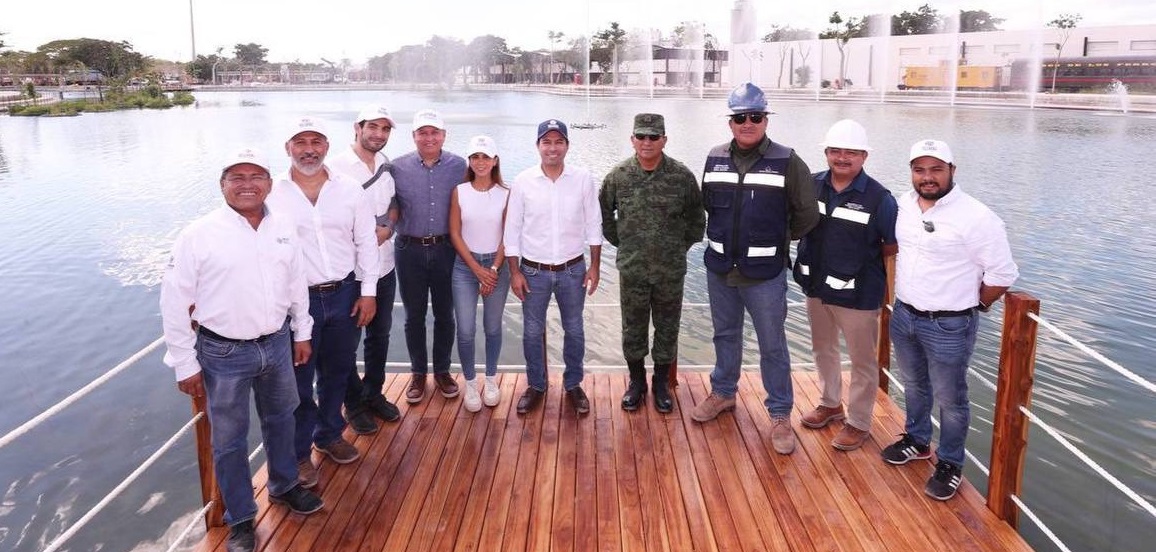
[188,0,197,61]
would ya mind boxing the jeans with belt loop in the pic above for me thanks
[452,252,511,380]
[395,239,456,376]
[294,277,360,459]
[521,259,587,391]
[345,269,396,410]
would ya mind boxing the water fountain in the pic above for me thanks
[1107,78,1131,113]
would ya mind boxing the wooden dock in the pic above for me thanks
[197,371,1033,551]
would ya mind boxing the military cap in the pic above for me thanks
[632,113,665,136]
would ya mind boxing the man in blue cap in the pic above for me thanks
[690,82,820,455]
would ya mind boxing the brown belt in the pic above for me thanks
[522,255,584,272]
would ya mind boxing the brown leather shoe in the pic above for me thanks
[434,372,460,398]
[690,393,736,422]
[567,386,590,415]
[406,374,427,404]
[801,404,845,429]
[316,438,360,464]
[832,424,870,451]
[516,387,545,415]
[297,458,318,489]
[771,416,796,455]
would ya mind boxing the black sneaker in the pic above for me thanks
[345,407,379,435]
[226,520,255,552]
[881,433,931,465]
[925,460,963,501]
[367,394,401,422]
[270,484,324,514]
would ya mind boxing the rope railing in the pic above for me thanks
[0,337,164,450]
[1009,495,1074,552]
[165,501,216,552]
[42,411,204,552]
[1027,311,1156,395]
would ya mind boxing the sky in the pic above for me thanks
[3,0,1153,64]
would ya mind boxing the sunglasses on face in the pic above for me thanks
[633,134,663,141]
[730,113,766,125]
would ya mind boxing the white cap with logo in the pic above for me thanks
[222,147,270,173]
[356,104,395,127]
[286,116,328,141]
[909,139,953,164]
[466,135,498,157]
[412,109,445,131]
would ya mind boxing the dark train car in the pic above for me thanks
[1010,55,1156,92]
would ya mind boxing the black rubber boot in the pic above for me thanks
[652,363,674,413]
[622,359,648,411]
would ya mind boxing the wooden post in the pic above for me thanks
[191,394,225,528]
[876,253,896,392]
[986,291,1040,528]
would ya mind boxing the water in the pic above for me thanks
[1,90,1154,551]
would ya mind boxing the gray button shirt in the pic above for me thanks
[390,150,467,237]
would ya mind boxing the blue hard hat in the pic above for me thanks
[727,82,773,114]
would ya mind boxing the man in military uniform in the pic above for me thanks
[600,113,704,413]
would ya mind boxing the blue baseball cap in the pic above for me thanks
[536,119,569,142]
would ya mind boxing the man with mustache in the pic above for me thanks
[883,139,1018,501]
[267,117,380,488]
[328,105,403,436]
[793,119,897,452]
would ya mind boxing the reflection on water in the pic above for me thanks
[0,91,1153,552]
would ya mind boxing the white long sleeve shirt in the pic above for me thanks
[504,164,602,264]
[160,206,313,382]
[895,185,1019,311]
[266,168,380,295]
[327,145,396,277]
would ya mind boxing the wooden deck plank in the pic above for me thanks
[200,371,1036,552]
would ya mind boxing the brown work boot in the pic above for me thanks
[832,424,870,451]
[801,404,845,429]
[434,372,460,398]
[406,374,427,404]
[297,458,318,489]
[690,393,736,422]
[771,416,796,455]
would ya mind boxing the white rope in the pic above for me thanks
[249,443,264,462]
[43,411,205,552]
[1027,312,1156,395]
[1019,404,1156,519]
[164,501,215,552]
[1010,494,1074,552]
[0,337,164,450]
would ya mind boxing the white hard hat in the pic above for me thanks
[821,119,871,151]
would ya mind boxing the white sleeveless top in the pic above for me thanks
[456,182,509,254]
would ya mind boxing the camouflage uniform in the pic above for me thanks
[600,150,704,364]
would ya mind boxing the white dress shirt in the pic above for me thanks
[160,206,314,382]
[327,145,396,277]
[266,167,380,295]
[504,163,602,264]
[895,185,1019,311]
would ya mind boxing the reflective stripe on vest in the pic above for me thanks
[817,200,826,213]
[704,171,739,184]
[749,246,778,257]
[830,206,871,225]
[825,275,857,290]
[745,173,785,187]
[797,263,810,275]
[708,239,725,254]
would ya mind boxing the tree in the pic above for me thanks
[36,38,149,79]
[820,12,866,87]
[955,10,1004,33]
[0,31,6,50]
[592,22,627,85]
[1047,13,1082,93]
[233,43,268,66]
[891,4,942,35]
[465,35,508,83]
[547,30,564,83]
[187,52,226,83]
[761,25,814,43]
[426,35,464,86]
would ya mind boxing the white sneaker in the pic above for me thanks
[483,378,500,407]
[463,379,482,413]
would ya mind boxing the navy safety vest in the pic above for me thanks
[701,142,792,279]
[792,170,889,309]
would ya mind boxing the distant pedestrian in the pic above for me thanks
[882,139,1018,501]
[160,148,323,552]
[599,113,704,413]
[449,135,511,412]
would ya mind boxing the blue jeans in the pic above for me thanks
[521,259,587,391]
[345,269,396,409]
[294,276,361,459]
[706,269,794,417]
[197,321,299,526]
[396,239,456,375]
[452,252,510,380]
[889,301,978,467]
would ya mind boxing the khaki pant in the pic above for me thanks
[805,297,880,431]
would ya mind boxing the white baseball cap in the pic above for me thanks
[909,139,953,164]
[466,135,498,157]
[286,116,328,141]
[222,147,270,173]
[356,104,395,127]
[412,109,445,131]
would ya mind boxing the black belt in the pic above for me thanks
[199,326,278,344]
[900,301,974,319]
[309,272,355,293]
[522,255,584,272]
[400,234,448,246]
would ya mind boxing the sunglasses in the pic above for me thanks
[730,113,766,125]
[633,134,663,141]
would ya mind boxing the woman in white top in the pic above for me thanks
[449,135,511,412]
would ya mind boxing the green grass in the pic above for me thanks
[7,90,195,117]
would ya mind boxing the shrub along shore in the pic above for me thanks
[8,84,195,117]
